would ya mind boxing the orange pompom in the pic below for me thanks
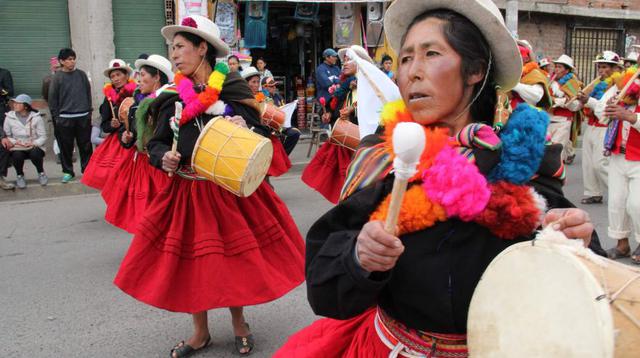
[370,185,447,235]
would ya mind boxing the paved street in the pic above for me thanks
[0,144,632,357]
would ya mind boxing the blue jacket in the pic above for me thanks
[315,62,341,101]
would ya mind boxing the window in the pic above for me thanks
[566,26,625,83]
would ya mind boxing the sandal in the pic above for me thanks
[606,247,631,260]
[234,323,254,355]
[581,196,603,205]
[170,336,211,358]
[631,246,640,265]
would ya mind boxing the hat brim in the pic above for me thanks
[593,60,621,65]
[242,72,260,80]
[135,59,175,82]
[338,47,374,64]
[552,61,574,70]
[384,0,522,91]
[104,66,132,78]
[161,25,230,58]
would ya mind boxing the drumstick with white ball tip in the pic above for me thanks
[168,102,182,177]
[384,122,426,235]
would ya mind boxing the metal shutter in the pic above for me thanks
[0,0,70,98]
[112,0,167,66]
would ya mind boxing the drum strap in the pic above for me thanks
[610,273,640,329]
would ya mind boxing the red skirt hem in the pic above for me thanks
[301,142,353,204]
[81,133,132,190]
[267,135,292,177]
[101,152,172,233]
[274,308,392,358]
[113,177,305,313]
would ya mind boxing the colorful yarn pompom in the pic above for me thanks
[474,181,543,240]
[370,185,447,236]
[422,146,490,221]
[488,104,549,184]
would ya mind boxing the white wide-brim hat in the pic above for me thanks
[593,51,621,65]
[338,45,374,64]
[553,54,575,70]
[161,15,230,58]
[104,59,133,78]
[241,66,260,80]
[135,54,175,82]
[538,57,551,67]
[384,0,522,91]
[623,52,639,63]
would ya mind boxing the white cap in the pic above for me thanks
[553,54,575,70]
[104,59,132,78]
[135,54,175,82]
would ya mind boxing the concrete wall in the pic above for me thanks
[68,0,115,122]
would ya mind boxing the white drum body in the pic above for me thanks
[468,230,640,357]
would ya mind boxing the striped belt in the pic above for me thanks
[374,308,468,358]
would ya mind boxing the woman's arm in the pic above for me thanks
[99,98,119,133]
[306,179,393,319]
[32,114,47,147]
[147,101,174,169]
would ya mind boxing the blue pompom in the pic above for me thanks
[488,104,549,184]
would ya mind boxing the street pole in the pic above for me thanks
[506,0,519,37]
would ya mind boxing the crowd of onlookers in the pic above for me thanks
[1,49,100,190]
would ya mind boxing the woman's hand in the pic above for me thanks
[543,208,594,247]
[604,103,637,124]
[321,112,331,124]
[1,138,12,149]
[161,151,181,173]
[349,80,357,90]
[122,131,133,144]
[111,118,121,129]
[224,115,247,128]
[356,221,405,272]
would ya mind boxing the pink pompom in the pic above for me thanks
[319,97,326,107]
[422,146,490,221]
[181,17,198,28]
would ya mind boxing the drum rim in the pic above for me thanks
[467,240,616,357]
[330,119,360,151]
[118,97,135,122]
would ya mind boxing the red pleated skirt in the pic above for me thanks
[101,152,172,234]
[301,142,353,204]
[113,177,305,313]
[267,135,292,177]
[81,133,132,190]
[274,308,391,357]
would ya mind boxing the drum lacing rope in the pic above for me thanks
[610,273,640,329]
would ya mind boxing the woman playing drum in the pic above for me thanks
[113,15,305,357]
[275,1,594,356]
[81,59,137,190]
[100,54,174,233]
[301,46,372,204]
[241,66,292,178]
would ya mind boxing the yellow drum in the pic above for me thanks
[192,117,273,197]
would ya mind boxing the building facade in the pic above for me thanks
[495,0,640,82]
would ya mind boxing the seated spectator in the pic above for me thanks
[262,76,300,155]
[3,94,48,188]
[91,123,107,146]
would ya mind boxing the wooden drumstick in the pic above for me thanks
[108,100,117,124]
[384,122,426,235]
[168,102,182,177]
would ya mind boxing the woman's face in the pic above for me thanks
[256,59,266,71]
[139,68,159,94]
[247,76,260,94]
[109,70,128,89]
[342,55,357,76]
[171,34,207,77]
[397,17,477,129]
[383,60,393,72]
[13,102,27,113]
[597,63,614,79]
[228,58,240,72]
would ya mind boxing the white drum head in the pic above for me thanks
[468,240,615,357]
